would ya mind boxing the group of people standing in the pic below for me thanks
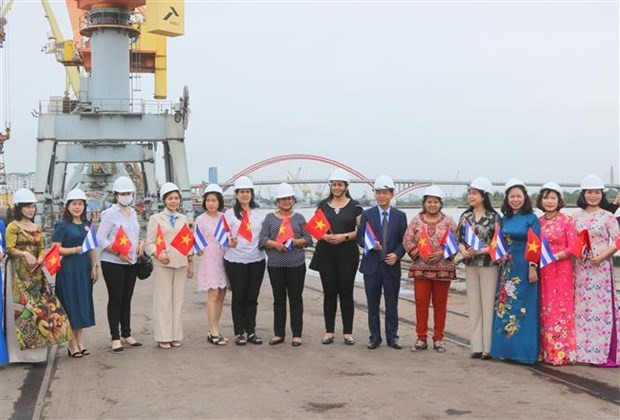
[0,171,618,369]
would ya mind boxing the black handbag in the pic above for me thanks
[136,254,153,280]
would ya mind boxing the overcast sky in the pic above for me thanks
[1,0,618,188]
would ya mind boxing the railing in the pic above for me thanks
[40,98,175,115]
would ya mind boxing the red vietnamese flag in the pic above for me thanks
[43,244,62,275]
[524,227,541,264]
[615,233,620,251]
[111,225,132,256]
[275,216,295,244]
[572,230,592,260]
[170,223,195,255]
[237,211,253,242]
[418,226,433,259]
[155,224,166,257]
[305,208,331,240]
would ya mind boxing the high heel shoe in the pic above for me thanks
[67,347,83,358]
[121,337,143,347]
[208,332,227,346]
[112,340,124,353]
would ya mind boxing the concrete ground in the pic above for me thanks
[1,268,619,419]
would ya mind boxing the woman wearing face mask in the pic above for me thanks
[490,179,540,364]
[53,189,99,358]
[573,174,619,367]
[97,177,145,353]
[259,183,313,347]
[224,176,267,346]
[536,182,577,366]
[313,169,361,346]
[5,189,71,363]
[403,185,457,354]
[195,184,229,345]
[457,177,501,360]
[146,182,193,349]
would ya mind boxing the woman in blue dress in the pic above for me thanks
[490,179,540,364]
[0,217,8,364]
[53,189,99,358]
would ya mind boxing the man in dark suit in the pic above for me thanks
[357,175,408,349]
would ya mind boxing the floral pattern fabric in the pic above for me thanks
[5,222,72,350]
[457,209,501,267]
[195,213,228,291]
[539,213,577,365]
[573,209,620,365]
[490,213,540,364]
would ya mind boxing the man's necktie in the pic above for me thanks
[169,214,175,227]
[381,210,388,260]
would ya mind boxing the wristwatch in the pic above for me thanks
[344,234,349,241]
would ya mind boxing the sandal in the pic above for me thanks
[79,347,91,356]
[269,337,285,346]
[67,347,83,358]
[321,335,335,345]
[158,342,171,349]
[247,333,263,345]
[235,334,247,346]
[433,340,447,353]
[208,333,227,346]
[410,340,428,352]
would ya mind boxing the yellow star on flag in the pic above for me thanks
[119,236,129,245]
[278,226,287,234]
[527,242,540,252]
[49,256,57,265]
[181,235,192,245]
[315,220,326,230]
[246,223,252,231]
[490,239,497,248]
[156,236,164,246]
[419,238,427,247]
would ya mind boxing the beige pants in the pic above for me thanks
[465,265,499,353]
[152,265,187,343]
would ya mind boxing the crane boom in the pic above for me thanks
[1,0,15,18]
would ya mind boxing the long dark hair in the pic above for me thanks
[233,189,259,219]
[62,199,88,223]
[202,192,224,212]
[11,203,36,222]
[501,185,533,216]
[318,182,352,209]
[465,189,497,214]
[576,189,610,210]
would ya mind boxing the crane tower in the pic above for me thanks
[34,0,190,228]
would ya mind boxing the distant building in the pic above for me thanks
[209,167,218,183]
[7,172,36,193]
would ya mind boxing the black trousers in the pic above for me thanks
[101,261,138,340]
[268,265,306,338]
[318,252,358,334]
[224,260,266,336]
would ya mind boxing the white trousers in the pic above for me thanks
[152,265,187,342]
[465,266,499,353]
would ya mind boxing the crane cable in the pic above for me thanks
[0,0,10,130]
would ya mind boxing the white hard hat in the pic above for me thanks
[540,181,562,197]
[112,176,135,193]
[504,178,526,192]
[275,183,296,199]
[329,168,350,184]
[580,174,605,190]
[160,182,180,198]
[373,175,395,190]
[469,177,493,194]
[65,188,87,202]
[234,176,254,190]
[203,184,223,196]
[13,188,36,204]
[423,185,444,200]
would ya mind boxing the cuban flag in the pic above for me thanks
[0,231,5,253]
[490,226,509,261]
[214,215,230,247]
[284,239,294,251]
[540,235,557,269]
[464,221,482,252]
[363,223,379,253]
[194,227,209,252]
[81,223,99,254]
[441,229,459,260]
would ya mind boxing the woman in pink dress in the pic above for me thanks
[573,174,620,367]
[195,184,229,345]
[536,182,577,365]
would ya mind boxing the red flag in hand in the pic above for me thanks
[524,227,541,264]
[418,226,432,259]
[43,244,62,275]
[572,230,592,260]
[237,211,253,242]
[155,224,166,257]
[170,223,195,255]
[615,233,620,251]
[111,225,132,256]
[276,216,295,244]
[305,208,331,240]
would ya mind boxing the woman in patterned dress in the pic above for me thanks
[259,183,312,347]
[536,182,577,365]
[457,177,501,360]
[195,184,229,345]
[573,174,619,367]
[5,189,72,363]
[490,179,540,364]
